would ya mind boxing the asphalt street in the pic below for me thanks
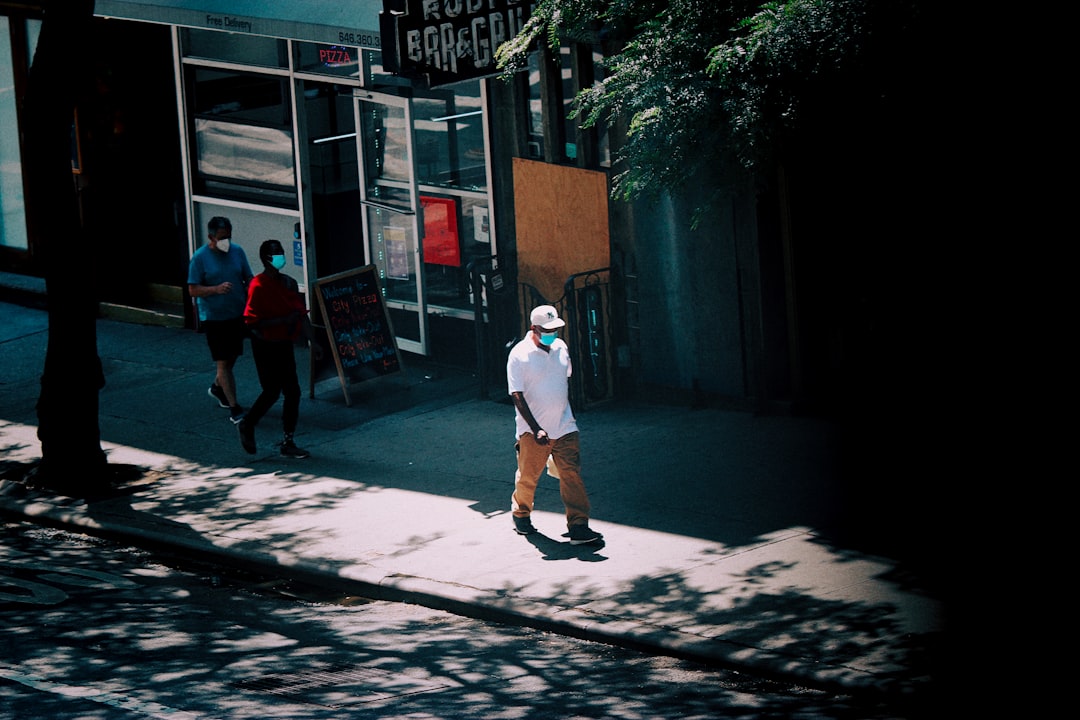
[0,297,953,710]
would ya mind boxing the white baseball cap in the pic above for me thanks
[530,305,565,330]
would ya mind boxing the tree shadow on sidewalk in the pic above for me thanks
[0,459,207,551]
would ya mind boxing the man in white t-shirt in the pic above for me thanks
[506,305,603,545]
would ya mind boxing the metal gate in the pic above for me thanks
[518,267,617,412]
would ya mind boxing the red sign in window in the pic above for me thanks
[319,46,354,67]
[421,196,460,267]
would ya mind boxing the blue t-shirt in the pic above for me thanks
[187,243,253,322]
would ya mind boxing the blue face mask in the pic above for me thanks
[270,254,286,270]
[539,331,558,346]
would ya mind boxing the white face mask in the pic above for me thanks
[215,238,231,253]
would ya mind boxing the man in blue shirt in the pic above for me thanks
[187,216,253,423]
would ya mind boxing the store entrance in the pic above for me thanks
[355,90,429,356]
[304,83,430,357]
[80,19,186,311]
[305,83,365,279]
[304,78,501,372]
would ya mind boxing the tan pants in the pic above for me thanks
[512,431,591,528]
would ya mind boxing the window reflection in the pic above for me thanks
[528,53,544,159]
[188,68,296,205]
[413,82,486,191]
[423,192,490,311]
[592,46,611,168]
[0,17,29,251]
[181,28,287,67]
[294,42,362,80]
[359,101,411,211]
[561,45,576,162]
[191,68,290,126]
[195,119,294,186]
[522,43,608,168]
[304,83,364,278]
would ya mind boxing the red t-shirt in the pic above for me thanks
[243,272,306,342]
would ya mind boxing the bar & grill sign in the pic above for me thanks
[380,0,535,86]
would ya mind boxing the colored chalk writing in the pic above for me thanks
[314,266,401,403]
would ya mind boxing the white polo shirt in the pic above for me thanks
[506,333,578,440]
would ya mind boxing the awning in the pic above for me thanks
[94,0,382,49]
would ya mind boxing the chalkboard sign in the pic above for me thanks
[313,265,402,406]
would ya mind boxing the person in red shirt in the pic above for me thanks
[237,239,321,458]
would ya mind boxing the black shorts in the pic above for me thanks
[203,317,246,362]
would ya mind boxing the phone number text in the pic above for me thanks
[338,31,381,48]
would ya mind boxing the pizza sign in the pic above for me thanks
[319,45,355,67]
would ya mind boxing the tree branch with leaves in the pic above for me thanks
[497,0,925,206]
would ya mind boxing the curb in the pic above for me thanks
[1,489,925,700]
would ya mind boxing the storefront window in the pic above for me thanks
[304,83,363,277]
[413,81,486,192]
[190,68,290,125]
[523,42,608,169]
[193,201,305,292]
[593,45,611,168]
[180,28,287,68]
[0,17,33,252]
[187,68,296,206]
[26,17,40,58]
[417,189,492,313]
[561,45,576,162]
[294,41,361,80]
[195,119,294,185]
[565,44,612,167]
[527,53,544,159]
[363,50,395,89]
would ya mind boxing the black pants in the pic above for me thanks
[246,337,300,435]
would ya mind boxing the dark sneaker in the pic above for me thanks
[279,439,310,459]
[229,407,245,425]
[237,419,256,455]
[208,384,229,409]
[513,515,537,535]
[568,524,603,545]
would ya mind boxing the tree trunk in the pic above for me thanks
[24,0,107,492]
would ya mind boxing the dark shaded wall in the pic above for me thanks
[78,18,186,303]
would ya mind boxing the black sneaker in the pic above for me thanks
[237,419,256,455]
[513,515,537,535]
[208,384,229,409]
[568,524,603,545]
[229,407,245,425]
[279,439,310,459]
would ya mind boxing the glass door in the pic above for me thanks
[355,89,428,355]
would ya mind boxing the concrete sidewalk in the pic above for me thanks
[0,301,947,702]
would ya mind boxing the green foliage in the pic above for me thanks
[705,0,887,170]
[496,1,923,205]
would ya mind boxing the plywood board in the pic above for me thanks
[512,158,609,305]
